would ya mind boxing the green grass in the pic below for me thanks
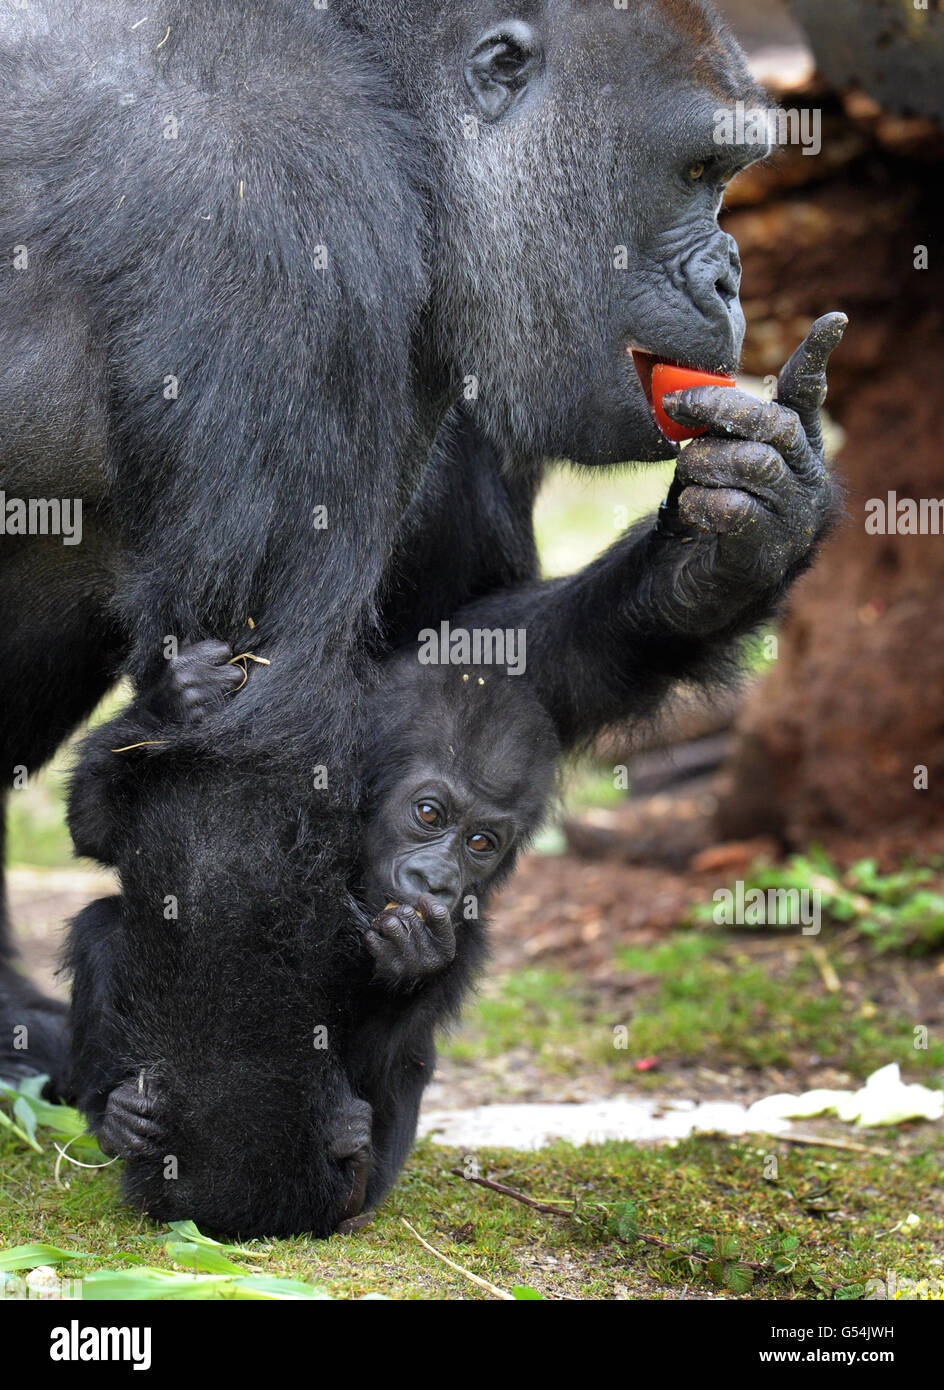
[2,1124,941,1300]
[616,936,944,1073]
[440,934,944,1082]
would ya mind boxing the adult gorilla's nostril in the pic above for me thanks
[716,239,742,305]
[715,256,741,306]
[715,272,737,306]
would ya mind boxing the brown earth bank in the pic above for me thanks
[714,76,944,845]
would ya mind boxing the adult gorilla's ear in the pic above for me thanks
[464,21,545,122]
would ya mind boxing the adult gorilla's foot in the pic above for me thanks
[0,962,69,1097]
[98,1075,164,1160]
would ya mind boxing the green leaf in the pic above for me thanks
[613,1201,640,1241]
[163,1221,264,1263]
[166,1219,223,1245]
[835,1283,867,1301]
[0,1244,92,1273]
[165,1242,246,1275]
[512,1285,545,1300]
[0,1077,90,1142]
[0,1105,42,1152]
[12,1096,39,1146]
[82,1268,333,1300]
[723,1263,755,1294]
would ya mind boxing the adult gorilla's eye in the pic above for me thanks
[467,831,497,854]
[688,162,706,181]
[415,802,443,828]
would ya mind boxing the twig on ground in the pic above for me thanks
[399,1217,515,1300]
[449,1167,572,1216]
[778,1132,891,1155]
[807,942,841,993]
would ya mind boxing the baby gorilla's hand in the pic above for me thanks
[97,1074,164,1160]
[157,639,245,725]
[365,895,456,989]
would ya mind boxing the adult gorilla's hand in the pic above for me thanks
[650,313,847,634]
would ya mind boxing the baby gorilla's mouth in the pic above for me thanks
[384,898,442,921]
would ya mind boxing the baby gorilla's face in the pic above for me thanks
[360,758,519,918]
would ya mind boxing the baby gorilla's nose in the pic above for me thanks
[399,856,462,915]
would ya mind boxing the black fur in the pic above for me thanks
[1,1,843,1234]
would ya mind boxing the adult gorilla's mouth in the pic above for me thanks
[629,348,676,425]
[629,348,736,445]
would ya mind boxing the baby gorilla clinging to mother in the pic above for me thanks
[68,637,560,1223]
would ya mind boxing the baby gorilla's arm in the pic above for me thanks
[365,896,456,989]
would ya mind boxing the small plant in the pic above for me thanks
[690,849,944,953]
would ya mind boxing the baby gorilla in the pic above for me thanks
[356,652,558,991]
[68,638,559,1223]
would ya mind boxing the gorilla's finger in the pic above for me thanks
[415,894,453,932]
[112,1113,160,1142]
[776,312,848,453]
[329,1099,373,1160]
[677,485,768,538]
[175,640,234,667]
[338,1150,371,1227]
[676,439,790,509]
[108,1076,158,1115]
[98,1118,157,1158]
[368,914,406,943]
[207,664,247,693]
[112,1091,157,1120]
[665,387,814,477]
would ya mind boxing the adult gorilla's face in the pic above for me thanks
[355,0,768,467]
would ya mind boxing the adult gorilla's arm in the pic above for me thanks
[459,316,845,749]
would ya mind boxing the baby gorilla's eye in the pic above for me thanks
[467,831,497,854]
[414,801,443,828]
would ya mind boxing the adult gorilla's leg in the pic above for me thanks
[0,534,123,1089]
[0,283,118,1089]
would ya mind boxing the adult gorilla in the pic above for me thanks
[0,0,843,1233]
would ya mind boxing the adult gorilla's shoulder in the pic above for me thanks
[0,0,428,686]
